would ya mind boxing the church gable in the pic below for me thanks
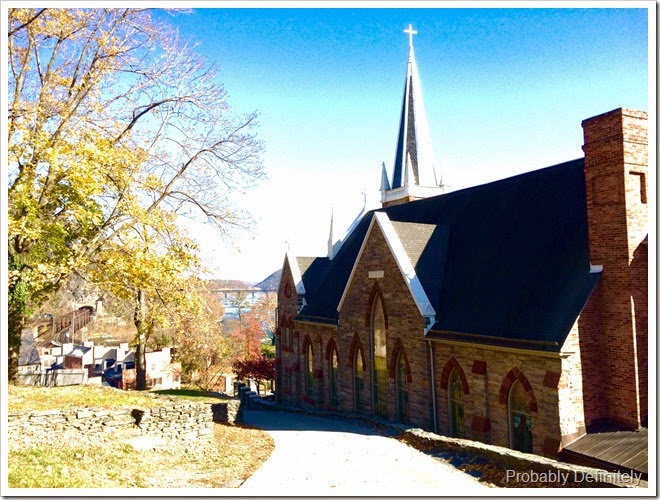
[335,218,434,425]
[294,213,374,324]
[338,211,436,328]
[277,255,299,316]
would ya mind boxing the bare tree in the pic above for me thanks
[252,293,277,338]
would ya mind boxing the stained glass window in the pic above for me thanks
[330,346,339,407]
[509,381,533,453]
[448,369,465,437]
[305,342,313,399]
[396,352,409,424]
[372,297,387,418]
[354,347,365,412]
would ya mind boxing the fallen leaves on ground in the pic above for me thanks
[8,422,274,489]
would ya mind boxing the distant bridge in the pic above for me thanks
[211,288,276,299]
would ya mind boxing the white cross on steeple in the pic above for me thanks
[404,24,417,48]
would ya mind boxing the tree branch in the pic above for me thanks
[7,8,47,37]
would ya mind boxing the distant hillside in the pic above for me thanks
[209,279,254,290]
[254,269,281,292]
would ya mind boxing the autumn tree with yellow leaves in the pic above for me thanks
[7,8,265,386]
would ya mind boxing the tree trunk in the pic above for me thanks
[7,305,23,384]
[136,340,147,390]
[133,289,148,391]
[7,268,28,384]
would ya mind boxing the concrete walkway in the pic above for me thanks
[239,409,488,495]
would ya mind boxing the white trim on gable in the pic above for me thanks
[290,252,306,296]
[337,211,436,331]
[278,250,306,296]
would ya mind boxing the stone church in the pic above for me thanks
[275,27,648,463]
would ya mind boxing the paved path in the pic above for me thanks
[240,409,488,495]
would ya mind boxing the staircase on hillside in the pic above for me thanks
[34,307,95,345]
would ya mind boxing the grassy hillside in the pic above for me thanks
[7,385,274,489]
[8,384,164,413]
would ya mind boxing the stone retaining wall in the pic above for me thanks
[8,398,214,442]
[402,427,643,488]
[236,386,277,418]
[211,400,241,424]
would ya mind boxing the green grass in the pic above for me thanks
[8,421,274,489]
[9,443,150,488]
[151,387,231,404]
[8,385,232,414]
[8,384,163,413]
[8,384,275,488]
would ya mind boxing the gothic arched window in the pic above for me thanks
[509,380,533,453]
[354,347,365,412]
[329,345,339,408]
[305,342,314,399]
[448,369,465,438]
[396,352,409,424]
[371,296,387,418]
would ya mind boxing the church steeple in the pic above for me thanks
[381,24,444,208]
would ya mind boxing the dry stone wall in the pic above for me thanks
[8,398,214,442]
[211,400,241,424]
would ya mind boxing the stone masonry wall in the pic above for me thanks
[556,325,587,448]
[275,257,301,407]
[211,400,241,424]
[295,321,336,409]
[8,398,214,442]
[337,222,433,429]
[432,341,568,457]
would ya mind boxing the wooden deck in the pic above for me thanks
[561,425,648,479]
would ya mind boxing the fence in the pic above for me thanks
[16,369,88,387]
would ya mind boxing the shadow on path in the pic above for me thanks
[242,408,397,435]
[240,409,488,494]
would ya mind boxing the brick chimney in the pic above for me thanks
[581,108,648,429]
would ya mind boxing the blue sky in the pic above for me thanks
[152,4,651,283]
